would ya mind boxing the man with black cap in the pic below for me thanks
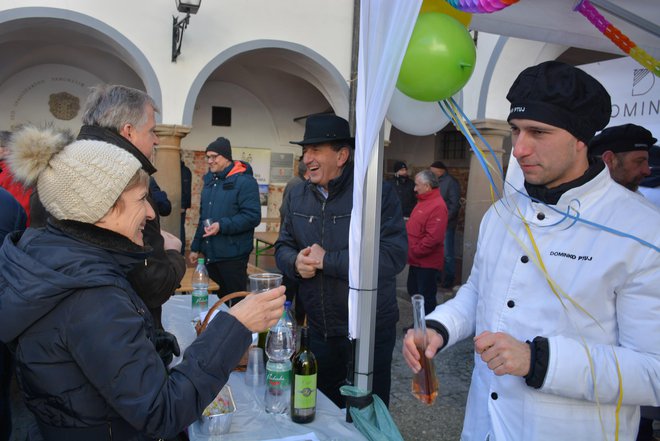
[403,61,660,441]
[388,160,416,218]
[275,114,407,407]
[189,137,261,298]
[589,123,655,192]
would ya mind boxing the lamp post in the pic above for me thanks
[172,0,202,62]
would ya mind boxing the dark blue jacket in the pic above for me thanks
[437,173,461,228]
[275,163,407,338]
[191,161,261,262]
[0,187,26,240]
[0,219,251,440]
[149,177,171,217]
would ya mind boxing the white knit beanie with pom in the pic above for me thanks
[9,126,142,223]
[39,141,141,223]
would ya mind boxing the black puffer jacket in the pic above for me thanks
[389,175,416,217]
[275,163,407,338]
[0,219,251,440]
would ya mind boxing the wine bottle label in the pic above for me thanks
[293,374,317,408]
[267,369,291,391]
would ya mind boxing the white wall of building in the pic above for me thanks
[0,0,355,125]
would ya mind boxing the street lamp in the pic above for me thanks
[172,0,202,62]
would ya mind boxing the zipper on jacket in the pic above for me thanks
[320,200,328,339]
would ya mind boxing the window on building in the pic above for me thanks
[212,106,232,126]
[436,130,468,160]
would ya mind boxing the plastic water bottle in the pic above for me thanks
[264,311,295,414]
[283,300,297,352]
[191,258,209,323]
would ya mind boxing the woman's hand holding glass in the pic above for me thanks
[228,286,286,333]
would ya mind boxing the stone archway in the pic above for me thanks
[0,7,161,112]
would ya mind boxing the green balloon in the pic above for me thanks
[397,12,476,102]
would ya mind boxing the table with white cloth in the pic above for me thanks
[162,295,368,441]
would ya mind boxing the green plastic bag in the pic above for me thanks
[340,386,404,441]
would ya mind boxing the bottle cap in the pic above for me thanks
[284,300,292,308]
[198,258,205,264]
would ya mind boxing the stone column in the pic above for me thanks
[153,124,191,235]
[461,119,510,282]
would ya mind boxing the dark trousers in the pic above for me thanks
[206,257,249,298]
[180,212,186,255]
[442,227,456,288]
[309,325,396,408]
[407,266,440,315]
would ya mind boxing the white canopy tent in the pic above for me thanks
[470,0,660,59]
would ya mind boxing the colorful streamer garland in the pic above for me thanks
[445,0,518,14]
[575,0,660,77]
[443,0,660,77]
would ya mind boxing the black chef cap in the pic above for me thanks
[507,61,611,143]
[589,123,657,156]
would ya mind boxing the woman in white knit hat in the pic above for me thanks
[0,126,285,440]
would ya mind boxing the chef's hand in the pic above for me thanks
[228,286,286,333]
[402,328,443,373]
[474,331,531,377]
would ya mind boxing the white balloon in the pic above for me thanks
[386,88,462,136]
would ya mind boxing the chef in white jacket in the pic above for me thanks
[403,61,660,441]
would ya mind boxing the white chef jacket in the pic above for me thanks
[428,168,660,441]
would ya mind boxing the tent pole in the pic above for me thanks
[354,125,384,392]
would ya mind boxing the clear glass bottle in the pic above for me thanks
[264,311,295,414]
[282,300,297,353]
[191,258,209,323]
[411,294,439,405]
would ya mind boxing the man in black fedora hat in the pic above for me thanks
[275,114,407,407]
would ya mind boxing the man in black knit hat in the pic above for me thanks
[388,160,416,218]
[403,61,660,441]
[189,137,261,298]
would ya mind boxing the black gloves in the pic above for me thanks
[154,329,181,368]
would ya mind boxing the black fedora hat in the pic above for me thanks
[290,114,354,147]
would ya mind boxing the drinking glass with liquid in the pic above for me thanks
[411,294,439,405]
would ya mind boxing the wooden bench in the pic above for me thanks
[176,263,275,294]
[175,266,220,293]
[247,262,268,275]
